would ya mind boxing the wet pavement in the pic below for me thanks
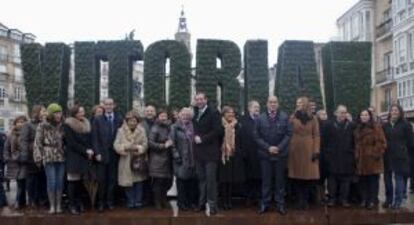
[1,181,414,225]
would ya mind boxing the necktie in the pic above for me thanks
[269,112,276,122]
[108,115,114,134]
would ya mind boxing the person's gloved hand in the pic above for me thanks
[311,152,320,162]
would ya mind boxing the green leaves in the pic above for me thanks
[275,41,323,114]
[143,40,191,109]
[96,40,143,115]
[322,42,372,117]
[21,43,70,110]
[74,42,99,115]
[244,40,268,112]
[196,39,241,111]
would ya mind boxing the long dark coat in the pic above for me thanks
[4,128,27,179]
[63,117,93,175]
[324,120,356,175]
[148,121,173,179]
[239,115,261,180]
[192,106,221,162]
[20,120,41,174]
[170,121,196,180]
[382,119,413,175]
[218,121,246,184]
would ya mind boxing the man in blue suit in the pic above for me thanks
[92,98,123,212]
[254,96,292,215]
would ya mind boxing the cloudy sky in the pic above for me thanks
[1,0,357,63]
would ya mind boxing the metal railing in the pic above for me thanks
[376,68,394,84]
[376,19,393,38]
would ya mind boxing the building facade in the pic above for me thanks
[0,23,35,132]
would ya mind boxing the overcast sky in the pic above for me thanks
[1,0,357,64]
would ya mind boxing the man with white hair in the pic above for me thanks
[323,105,356,207]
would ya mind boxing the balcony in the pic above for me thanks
[376,68,394,85]
[376,19,393,39]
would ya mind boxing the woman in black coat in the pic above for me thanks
[64,105,94,215]
[382,104,413,209]
[218,106,245,210]
[148,110,173,210]
[170,107,198,211]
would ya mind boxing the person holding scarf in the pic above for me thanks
[218,106,245,210]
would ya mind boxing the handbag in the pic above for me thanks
[130,155,148,174]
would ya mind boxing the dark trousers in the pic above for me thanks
[219,182,232,206]
[26,171,47,206]
[196,160,218,208]
[125,181,144,208]
[328,174,352,203]
[68,180,83,208]
[246,179,261,205]
[0,162,7,207]
[293,179,315,208]
[16,179,26,207]
[97,159,118,207]
[359,174,379,205]
[260,159,286,207]
[152,178,171,207]
[384,171,405,205]
[176,178,198,208]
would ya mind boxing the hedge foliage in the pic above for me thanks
[243,40,268,112]
[96,40,143,115]
[322,41,372,117]
[74,42,100,114]
[21,43,70,110]
[275,41,323,114]
[20,43,44,110]
[143,40,191,109]
[196,39,241,110]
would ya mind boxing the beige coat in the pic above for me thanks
[114,123,148,187]
[288,116,320,180]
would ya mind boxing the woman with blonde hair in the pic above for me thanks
[288,96,320,210]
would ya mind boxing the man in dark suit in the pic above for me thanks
[254,96,292,215]
[192,92,221,215]
[92,98,123,212]
[239,100,261,206]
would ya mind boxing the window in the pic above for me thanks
[13,44,20,64]
[351,14,360,39]
[0,64,6,73]
[399,82,403,97]
[396,35,407,65]
[0,86,6,99]
[384,52,392,71]
[365,11,371,40]
[408,80,412,96]
[14,87,21,101]
[0,45,6,61]
[14,67,22,82]
[409,32,414,61]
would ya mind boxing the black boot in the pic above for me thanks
[68,181,80,215]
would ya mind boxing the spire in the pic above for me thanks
[178,5,188,33]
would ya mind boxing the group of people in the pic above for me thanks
[0,92,413,216]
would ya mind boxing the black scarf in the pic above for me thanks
[295,110,312,125]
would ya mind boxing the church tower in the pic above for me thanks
[174,6,191,53]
